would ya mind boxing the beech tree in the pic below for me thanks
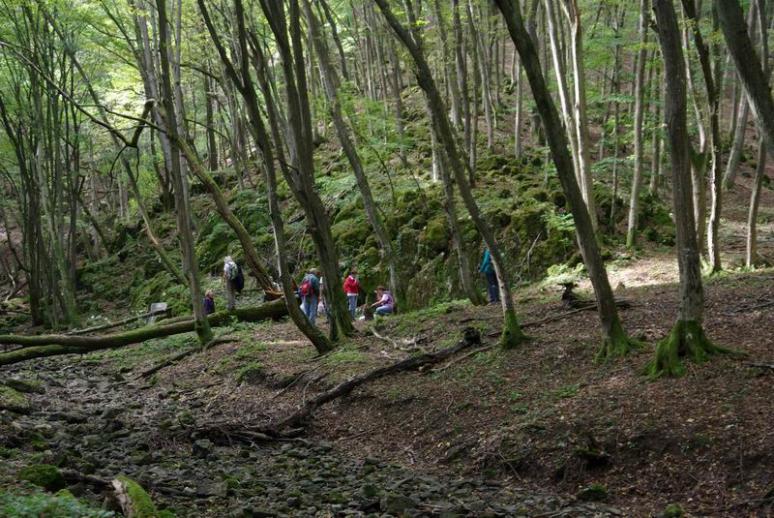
[648,0,724,377]
[374,0,527,348]
[494,0,638,358]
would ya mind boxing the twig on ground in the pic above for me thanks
[429,344,496,373]
[272,364,323,399]
[137,336,235,379]
[746,362,774,371]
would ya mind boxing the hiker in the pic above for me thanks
[370,285,394,316]
[223,255,239,310]
[479,247,500,304]
[299,268,321,325]
[203,290,216,315]
[343,267,361,319]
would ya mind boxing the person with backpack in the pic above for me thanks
[203,290,216,315]
[479,247,500,304]
[299,268,321,325]
[370,286,394,316]
[223,256,239,310]
[343,267,361,319]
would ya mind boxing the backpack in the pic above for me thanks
[225,261,238,281]
[299,279,312,297]
[234,264,245,292]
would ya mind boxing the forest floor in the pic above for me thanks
[1,177,773,517]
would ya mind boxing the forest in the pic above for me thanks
[0,0,772,516]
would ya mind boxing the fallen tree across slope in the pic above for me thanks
[0,299,287,366]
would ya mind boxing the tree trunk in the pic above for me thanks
[564,0,597,232]
[197,0,334,354]
[375,0,526,348]
[650,62,664,195]
[722,4,759,190]
[495,0,636,358]
[626,0,650,247]
[155,0,212,345]
[746,137,767,266]
[302,0,403,306]
[258,0,354,342]
[681,0,723,273]
[648,0,722,378]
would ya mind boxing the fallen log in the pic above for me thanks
[0,300,287,367]
[66,309,169,336]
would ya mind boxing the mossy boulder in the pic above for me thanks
[576,483,608,502]
[4,377,45,394]
[18,464,66,492]
[112,476,158,518]
[660,503,685,518]
[419,217,449,253]
[0,386,30,414]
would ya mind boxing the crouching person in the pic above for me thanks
[370,286,395,317]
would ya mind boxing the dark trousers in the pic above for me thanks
[485,270,500,303]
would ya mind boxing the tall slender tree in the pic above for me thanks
[374,0,526,348]
[494,0,638,358]
[648,0,725,377]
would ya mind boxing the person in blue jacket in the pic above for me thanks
[479,248,500,304]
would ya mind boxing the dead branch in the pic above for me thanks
[137,337,236,379]
[274,327,482,431]
[193,328,483,440]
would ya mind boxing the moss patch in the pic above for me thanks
[0,385,30,414]
[18,464,66,492]
[115,476,158,518]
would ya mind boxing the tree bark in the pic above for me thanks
[155,0,212,345]
[302,0,403,306]
[258,0,354,341]
[649,0,722,378]
[197,0,333,354]
[717,0,774,146]
[626,0,650,247]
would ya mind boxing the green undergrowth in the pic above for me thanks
[72,103,675,321]
[0,490,114,518]
[324,344,367,366]
[389,299,471,335]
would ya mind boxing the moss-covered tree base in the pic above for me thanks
[596,319,642,362]
[500,310,529,349]
[647,320,727,378]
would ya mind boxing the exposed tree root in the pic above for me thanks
[500,310,528,349]
[646,320,728,378]
[0,300,287,366]
[596,319,643,362]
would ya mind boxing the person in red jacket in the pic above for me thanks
[342,267,361,319]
